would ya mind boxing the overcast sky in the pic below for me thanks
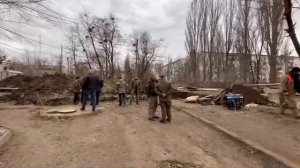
[0,0,191,64]
[1,0,300,64]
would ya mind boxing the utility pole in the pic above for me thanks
[67,57,70,73]
[134,38,139,76]
[243,0,250,83]
[39,35,42,58]
[60,45,63,74]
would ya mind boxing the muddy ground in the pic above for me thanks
[0,102,289,168]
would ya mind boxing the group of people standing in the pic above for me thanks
[115,77,141,106]
[71,71,173,123]
[115,74,173,123]
[147,75,173,123]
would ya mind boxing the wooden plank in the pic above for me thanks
[0,87,19,91]
[243,83,280,87]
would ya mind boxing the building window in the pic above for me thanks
[3,66,7,71]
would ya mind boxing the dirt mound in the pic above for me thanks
[215,84,273,105]
[0,74,73,105]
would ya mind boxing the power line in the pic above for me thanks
[0,25,62,49]
[35,2,79,23]
[0,19,58,30]
[0,42,60,57]
[0,42,34,52]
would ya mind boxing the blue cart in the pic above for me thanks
[224,93,244,110]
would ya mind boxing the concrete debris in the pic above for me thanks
[185,96,199,103]
[245,103,259,108]
[197,95,215,105]
[172,91,205,99]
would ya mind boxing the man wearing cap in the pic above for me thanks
[155,75,173,123]
[130,77,141,105]
[280,67,300,119]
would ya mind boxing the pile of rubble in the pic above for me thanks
[0,74,73,105]
[214,84,274,105]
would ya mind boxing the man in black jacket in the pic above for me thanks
[147,76,159,121]
[81,71,101,112]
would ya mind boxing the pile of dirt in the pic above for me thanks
[0,74,73,105]
[215,84,274,105]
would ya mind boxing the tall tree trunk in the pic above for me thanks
[243,0,250,83]
[284,0,300,58]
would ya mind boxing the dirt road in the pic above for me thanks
[173,100,300,167]
[0,102,288,168]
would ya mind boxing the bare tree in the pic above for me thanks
[223,0,237,67]
[79,12,104,76]
[130,31,163,81]
[283,0,300,58]
[124,54,132,82]
[279,39,293,73]
[77,12,122,79]
[185,0,203,82]
[66,26,80,74]
[260,0,284,83]
[236,0,253,83]
[249,12,266,84]
[75,22,92,70]
[153,62,164,77]
[93,14,122,79]
[208,0,221,81]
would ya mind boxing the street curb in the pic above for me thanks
[173,106,298,168]
[0,127,12,149]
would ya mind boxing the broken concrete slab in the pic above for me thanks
[45,108,76,114]
[40,107,103,119]
[185,96,199,103]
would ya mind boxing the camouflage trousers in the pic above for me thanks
[148,96,158,118]
[160,101,172,121]
[279,93,299,118]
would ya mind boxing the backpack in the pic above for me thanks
[293,75,300,93]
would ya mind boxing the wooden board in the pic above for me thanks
[46,108,77,114]
[0,87,19,91]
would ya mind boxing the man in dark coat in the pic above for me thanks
[155,75,173,123]
[81,71,101,112]
[147,76,159,121]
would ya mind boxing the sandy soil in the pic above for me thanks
[0,102,287,168]
[173,100,300,167]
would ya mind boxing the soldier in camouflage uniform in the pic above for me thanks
[280,67,300,119]
[130,77,141,105]
[155,75,173,123]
